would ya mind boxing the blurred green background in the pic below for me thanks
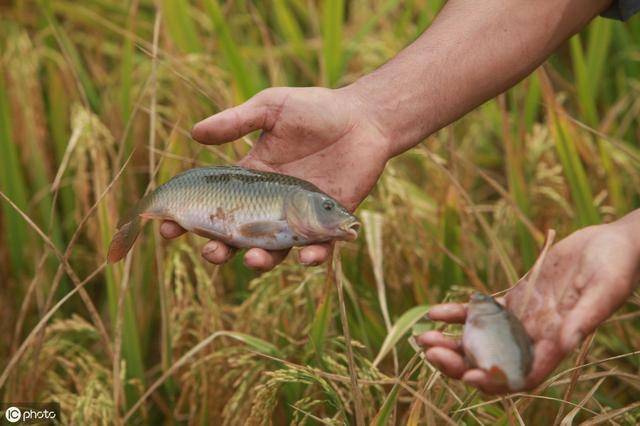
[0,0,639,424]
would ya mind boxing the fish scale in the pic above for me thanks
[107,165,360,263]
[153,168,287,220]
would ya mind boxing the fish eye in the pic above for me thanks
[322,200,334,211]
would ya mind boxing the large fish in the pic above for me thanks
[107,166,360,263]
[462,292,533,391]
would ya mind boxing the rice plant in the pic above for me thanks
[1,1,639,424]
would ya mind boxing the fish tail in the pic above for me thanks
[487,366,508,384]
[108,196,151,263]
[107,215,142,263]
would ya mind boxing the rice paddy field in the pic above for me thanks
[1,0,640,424]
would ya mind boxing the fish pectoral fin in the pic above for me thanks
[192,226,231,242]
[487,366,508,384]
[238,221,286,238]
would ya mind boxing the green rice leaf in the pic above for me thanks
[373,305,430,367]
[373,385,399,426]
[161,0,203,53]
[203,0,262,99]
[321,0,344,86]
[219,331,283,357]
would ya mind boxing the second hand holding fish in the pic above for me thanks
[417,214,640,394]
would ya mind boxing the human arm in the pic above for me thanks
[418,209,640,394]
[163,0,613,270]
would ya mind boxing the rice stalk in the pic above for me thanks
[332,246,365,426]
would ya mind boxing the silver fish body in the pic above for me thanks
[108,166,360,262]
[462,293,533,391]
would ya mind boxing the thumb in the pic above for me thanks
[559,275,627,354]
[191,88,282,145]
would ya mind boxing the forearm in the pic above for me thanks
[345,0,612,157]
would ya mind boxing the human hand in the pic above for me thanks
[417,215,640,394]
[161,86,391,270]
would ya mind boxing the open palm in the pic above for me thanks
[160,87,390,270]
[418,219,640,394]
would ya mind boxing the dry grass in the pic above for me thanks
[1,1,639,424]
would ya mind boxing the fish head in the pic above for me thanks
[285,190,360,241]
[468,292,503,316]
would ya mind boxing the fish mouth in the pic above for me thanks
[340,221,361,241]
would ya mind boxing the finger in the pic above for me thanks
[427,303,467,324]
[416,330,463,353]
[298,244,331,266]
[525,339,562,389]
[202,240,235,264]
[191,89,280,145]
[244,248,289,271]
[160,221,187,239]
[425,347,468,379]
[461,369,509,395]
[559,275,630,353]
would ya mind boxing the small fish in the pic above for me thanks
[107,166,360,263]
[462,292,533,391]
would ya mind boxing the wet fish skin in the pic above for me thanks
[462,292,533,391]
[107,166,360,263]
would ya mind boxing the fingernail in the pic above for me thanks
[203,241,219,255]
[244,251,264,269]
[299,252,314,266]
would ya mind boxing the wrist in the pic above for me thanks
[340,78,433,159]
[613,209,640,254]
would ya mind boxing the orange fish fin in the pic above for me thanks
[109,191,157,262]
[108,218,142,263]
[487,366,508,384]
